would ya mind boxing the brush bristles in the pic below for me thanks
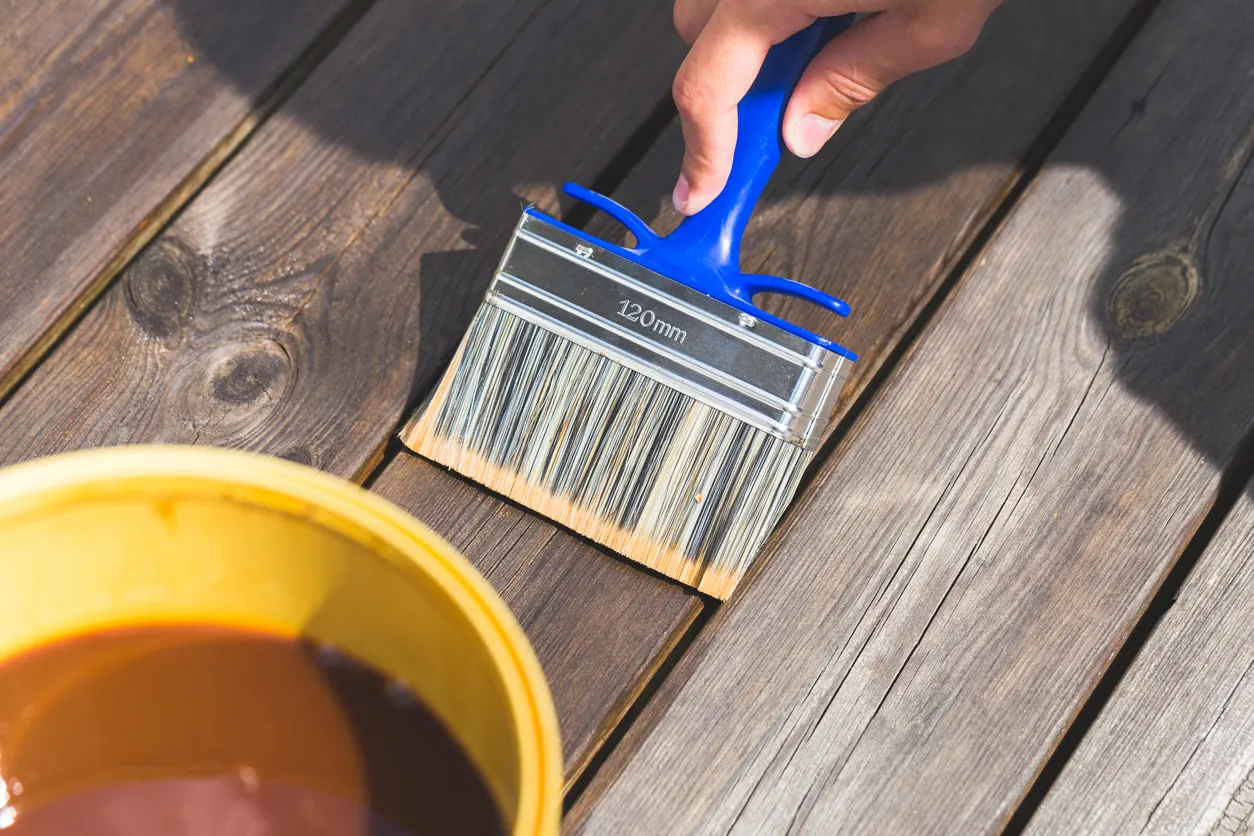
[402,305,812,599]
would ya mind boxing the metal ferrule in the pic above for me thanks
[484,212,851,451]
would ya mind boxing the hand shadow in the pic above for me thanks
[170,0,1254,489]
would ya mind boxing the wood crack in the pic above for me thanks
[1056,339,1111,455]
[1141,652,1254,833]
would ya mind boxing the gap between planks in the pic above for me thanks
[368,453,703,788]
[1014,413,1254,833]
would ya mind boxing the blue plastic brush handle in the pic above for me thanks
[561,16,857,360]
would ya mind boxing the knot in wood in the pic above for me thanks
[208,338,293,406]
[279,446,314,467]
[124,239,199,339]
[1107,249,1199,340]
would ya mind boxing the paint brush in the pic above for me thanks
[402,17,858,599]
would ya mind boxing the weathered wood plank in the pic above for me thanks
[584,0,1145,441]
[372,453,701,785]
[0,0,357,399]
[0,0,107,130]
[1027,502,1254,833]
[568,0,1254,831]
[0,0,702,789]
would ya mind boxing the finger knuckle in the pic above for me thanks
[816,70,880,112]
[672,70,714,118]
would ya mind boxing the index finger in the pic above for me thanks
[671,1,810,214]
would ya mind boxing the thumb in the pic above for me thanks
[783,10,981,158]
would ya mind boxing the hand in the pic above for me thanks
[670,0,1001,214]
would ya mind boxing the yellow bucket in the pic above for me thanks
[0,445,561,835]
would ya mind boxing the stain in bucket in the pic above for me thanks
[0,624,505,835]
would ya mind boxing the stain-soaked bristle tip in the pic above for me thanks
[402,306,815,600]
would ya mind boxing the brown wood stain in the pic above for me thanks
[0,624,504,835]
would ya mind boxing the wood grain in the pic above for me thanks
[568,0,1254,831]
[1026,505,1254,833]
[0,0,355,399]
[0,0,114,129]
[584,0,1145,443]
[372,453,701,785]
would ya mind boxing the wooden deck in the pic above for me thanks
[2,0,1252,831]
